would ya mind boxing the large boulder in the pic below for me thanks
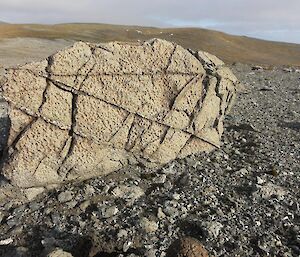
[0,39,238,201]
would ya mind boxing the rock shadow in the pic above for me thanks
[279,121,300,131]
[0,223,144,257]
[0,116,10,153]
[0,115,10,184]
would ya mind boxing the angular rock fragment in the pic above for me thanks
[0,39,238,201]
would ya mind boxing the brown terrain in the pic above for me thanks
[0,23,300,69]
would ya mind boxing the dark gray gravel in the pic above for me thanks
[0,64,299,257]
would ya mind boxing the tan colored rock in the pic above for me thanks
[40,82,73,130]
[46,248,73,257]
[0,39,238,201]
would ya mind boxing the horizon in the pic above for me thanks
[1,0,300,44]
[1,21,300,46]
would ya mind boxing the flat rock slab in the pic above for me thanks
[0,39,238,201]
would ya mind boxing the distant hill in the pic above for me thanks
[0,23,300,67]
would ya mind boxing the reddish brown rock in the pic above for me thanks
[167,237,210,257]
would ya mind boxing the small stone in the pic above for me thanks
[23,187,45,201]
[0,211,4,223]
[140,217,159,233]
[179,173,191,186]
[6,218,17,227]
[236,168,248,176]
[275,239,282,247]
[101,206,119,218]
[164,206,179,217]
[15,247,29,256]
[172,193,180,200]
[202,221,223,238]
[112,185,144,201]
[117,229,128,238]
[79,200,90,211]
[41,237,57,248]
[57,191,73,203]
[226,166,232,171]
[13,205,26,216]
[46,248,73,257]
[256,176,265,185]
[166,237,209,257]
[0,237,13,245]
[180,206,188,218]
[255,220,261,226]
[123,241,133,252]
[145,249,157,257]
[271,168,279,177]
[160,251,167,257]
[283,67,293,73]
[234,149,241,155]
[84,185,95,195]
[153,174,167,184]
[29,202,43,211]
[164,181,173,190]
[162,164,177,174]
[157,207,166,219]
[66,200,77,208]
[252,65,263,71]
[102,185,110,193]
[79,221,86,228]
[51,213,61,225]
[255,182,287,200]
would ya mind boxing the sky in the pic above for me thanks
[1,0,300,44]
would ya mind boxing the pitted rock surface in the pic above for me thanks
[167,237,209,257]
[0,39,237,197]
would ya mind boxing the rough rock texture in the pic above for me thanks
[0,39,237,197]
[167,237,209,257]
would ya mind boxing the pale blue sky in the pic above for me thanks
[1,0,300,44]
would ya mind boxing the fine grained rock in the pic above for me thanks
[0,39,238,201]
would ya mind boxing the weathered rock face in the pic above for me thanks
[167,237,209,257]
[1,39,238,192]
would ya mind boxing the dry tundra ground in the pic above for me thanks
[0,29,299,256]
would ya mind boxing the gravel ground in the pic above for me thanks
[0,64,299,257]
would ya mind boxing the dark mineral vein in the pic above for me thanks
[187,75,210,132]
[108,113,132,143]
[37,78,51,113]
[159,127,169,145]
[168,76,198,110]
